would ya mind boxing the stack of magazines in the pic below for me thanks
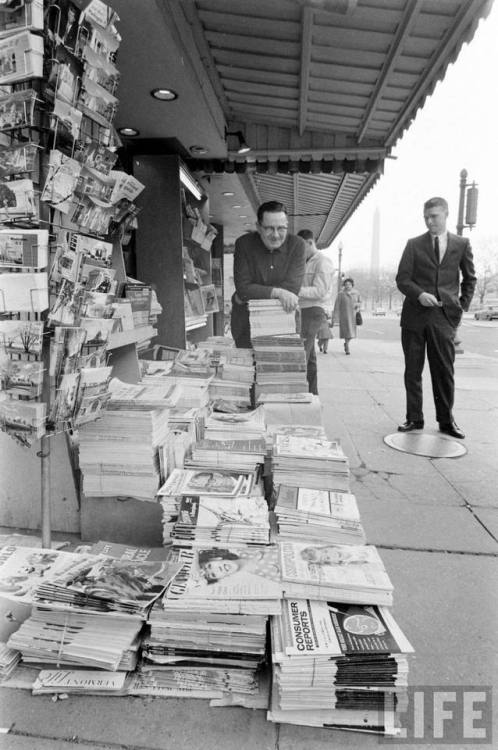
[272,433,350,492]
[248,299,297,338]
[166,494,271,547]
[269,599,413,734]
[186,437,267,473]
[203,407,266,442]
[278,541,393,607]
[252,334,308,402]
[273,485,366,545]
[78,406,171,500]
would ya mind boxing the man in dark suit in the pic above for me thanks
[395,196,476,439]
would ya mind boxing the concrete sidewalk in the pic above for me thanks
[1,335,497,749]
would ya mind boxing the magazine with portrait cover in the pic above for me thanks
[158,468,255,499]
[278,542,394,607]
[162,545,282,612]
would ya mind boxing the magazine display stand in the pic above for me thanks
[0,2,152,545]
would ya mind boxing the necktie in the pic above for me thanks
[434,236,440,264]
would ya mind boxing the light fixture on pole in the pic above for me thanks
[337,241,343,294]
[225,128,251,154]
[456,168,478,236]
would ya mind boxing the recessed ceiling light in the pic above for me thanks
[151,88,178,101]
[239,215,247,218]
[190,145,208,155]
[118,127,139,137]
[222,191,235,196]
[244,222,252,227]
[232,204,241,208]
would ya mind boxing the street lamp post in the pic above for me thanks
[337,241,343,294]
[455,168,478,352]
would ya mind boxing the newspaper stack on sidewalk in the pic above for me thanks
[248,299,296,338]
[268,599,413,734]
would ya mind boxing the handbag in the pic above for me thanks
[355,311,363,326]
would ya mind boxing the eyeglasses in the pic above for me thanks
[259,224,288,235]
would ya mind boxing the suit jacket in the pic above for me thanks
[396,231,476,330]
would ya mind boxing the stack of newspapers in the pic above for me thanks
[203,407,266,441]
[208,345,254,410]
[272,433,350,491]
[252,334,308,402]
[269,598,413,734]
[186,436,267,473]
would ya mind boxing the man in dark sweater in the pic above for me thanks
[230,201,306,348]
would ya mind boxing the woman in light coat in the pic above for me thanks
[332,277,361,354]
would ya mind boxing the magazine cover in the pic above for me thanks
[279,599,414,658]
[200,284,219,314]
[279,541,393,595]
[0,229,48,268]
[276,486,361,522]
[165,545,282,602]
[0,546,81,603]
[158,468,254,498]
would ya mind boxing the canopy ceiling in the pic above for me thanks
[113,0,492,247]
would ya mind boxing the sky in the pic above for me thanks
[326,1,498,273]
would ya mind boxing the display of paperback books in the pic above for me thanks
[278,541,394,606]
[107,377,182,410]
[274,485,365,544]
[161,545,282,615]
[272,433,350,492]
[248,299,297,338]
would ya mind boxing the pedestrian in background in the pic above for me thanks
[231,201,306,348]
[297,229,334,394]
[396,196,476,439]
[317,315,333,353]
[332,277,361,355]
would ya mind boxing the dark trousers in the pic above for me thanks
[300,306,327,395]
[230,294,251,348]
[401,310,456,424]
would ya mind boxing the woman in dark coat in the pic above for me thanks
[332,277,361,354]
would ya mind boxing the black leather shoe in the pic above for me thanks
[397,420,424,432]
[439,421,465,439]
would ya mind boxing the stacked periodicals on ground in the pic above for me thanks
[252,334,308,403]
[269,598,413,734]
[2,544,180,686]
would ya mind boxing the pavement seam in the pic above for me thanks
[6,726,157,750]
[375,543,498,557]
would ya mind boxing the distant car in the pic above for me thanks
[474,306,498,320]
[372,308,386,316]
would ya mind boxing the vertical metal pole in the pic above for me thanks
[456,168,467,236]
[337,242,343,294]
[40,435,51,549]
